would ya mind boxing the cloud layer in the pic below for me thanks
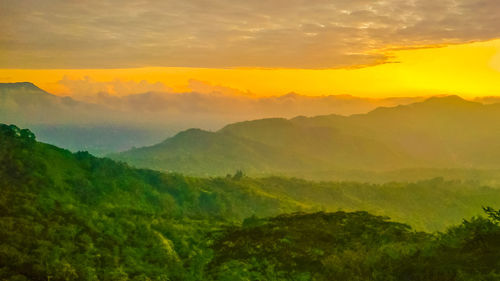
[2,0,500,68]
[58,76,172,100]
[53,77,425,123]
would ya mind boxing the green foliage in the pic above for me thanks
[2,124,500,280]
[232,170,244,180]
[0,124,290,280]
[209,211,421,279]
[483,206,500,222]
[210,210,500,281]
[223,176,500,231]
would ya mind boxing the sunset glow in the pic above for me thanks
[2,39,500,98]
[4,1,500,278]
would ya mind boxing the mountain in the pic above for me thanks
[5,82,500,162]
[0,82,172,154]
[113,96,500,180]
[292,95,500,168]
[0,123,302,280]
[86,90,426,119]
[0,82,105,124]
[2,123,500,279]
[0,82,427,155]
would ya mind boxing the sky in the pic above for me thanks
[1,0,500,98]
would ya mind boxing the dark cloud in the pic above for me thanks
[1,0,499,68]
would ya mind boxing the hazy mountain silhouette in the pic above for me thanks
[4,82,500,161]
[0,82,170,153]
[113,96,500,179]
[0,82,427,154]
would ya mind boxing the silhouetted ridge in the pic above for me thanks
[220,118,290,133]
[171,128,212,139]
[419,95,478,106]
[364,95,481,117]
[114,94,500,178]
[0,82,47,93]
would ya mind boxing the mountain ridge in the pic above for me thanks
[112,95,500,179]
[4,81,500,158]
[0,81,47,92]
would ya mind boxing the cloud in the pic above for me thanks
[54,77,425,122]
[187,79,254,96]
[58,76,172,100]
[1,0,500,68]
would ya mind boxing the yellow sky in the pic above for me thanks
[1,39,500,98]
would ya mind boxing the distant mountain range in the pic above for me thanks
[0,82,173,154]
[4,82,500,176]
[111,95,500,180]
[1,82,427,154]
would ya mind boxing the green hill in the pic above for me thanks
[209,211,500,281]
[2,123,500,280]
[0,124,300,280]
[113,96,500,181]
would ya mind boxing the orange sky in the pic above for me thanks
[1,39,500,98]
[3,0,500,99]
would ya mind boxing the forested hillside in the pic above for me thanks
[0,124,297,280]
[1,124,500,280]
[209,210,500,281]
[113,96,500,182]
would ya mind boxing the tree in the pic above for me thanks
[483,206,500,223]
[232,170,244,180]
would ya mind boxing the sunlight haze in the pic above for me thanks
[1,39,500,98]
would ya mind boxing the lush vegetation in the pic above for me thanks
[113,96,500,184]
[0,124,302,280]
[209,210,500,281]
[2,124,500,280]
[224,176,500,231]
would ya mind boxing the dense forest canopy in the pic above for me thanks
[1,124,500,280]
